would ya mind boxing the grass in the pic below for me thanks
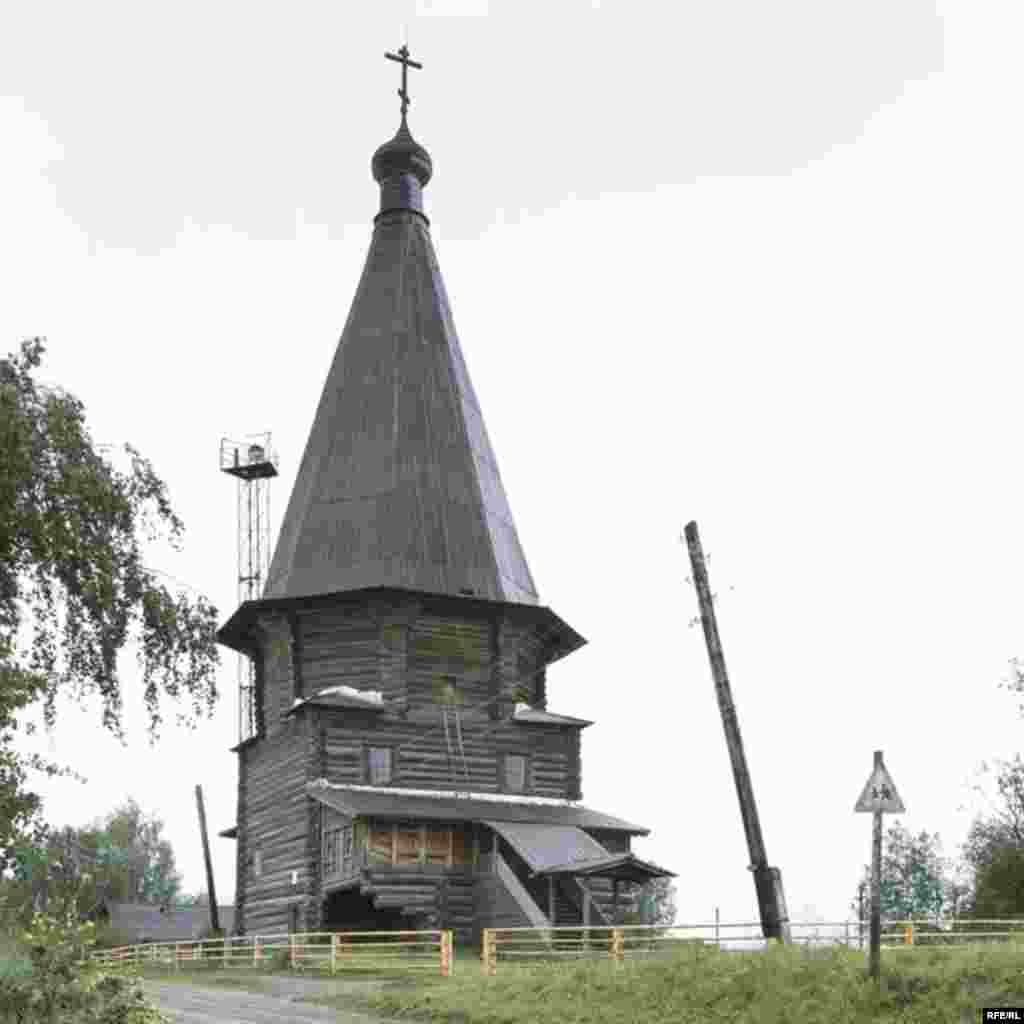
[85,937,1024,1022]
[351,940,1024,1024]
[0,931,31,980]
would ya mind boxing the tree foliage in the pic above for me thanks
[957,751,1024,920]
[619,877,677,928]
[851,822,956,925]
[3,798,185,930]
[0,338,220,871]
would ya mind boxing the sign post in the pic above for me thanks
[854,750,905,982]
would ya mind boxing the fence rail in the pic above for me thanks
[480,919,1024,974]
[85,929,453,977]
[80,918,1024,980]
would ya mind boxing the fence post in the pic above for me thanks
[611,928,624,965]
[441,930,452,977]
[174,944,180,971]
[253,937,259,967]
[904,923,914,946]
[290,933,296,970]
[331,933,338,975]
[482,929,496,976]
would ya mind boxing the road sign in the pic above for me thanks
[854,755,905,814]
[854,750,906,984]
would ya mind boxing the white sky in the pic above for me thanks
[2,0,1022,938]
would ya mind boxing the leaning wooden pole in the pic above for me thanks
[194,784,220,934]
[684,521,791,944]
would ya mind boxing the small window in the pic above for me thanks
[252,850,263,878]
[505,755,526,793]
[368,747,392,785]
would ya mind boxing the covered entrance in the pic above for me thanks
[485,820,675,926]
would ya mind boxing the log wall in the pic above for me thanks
[240,715,317,936]
[229,591,605,939]
[277,595,557,718]
[581,877,641,922]
[254,613,296,739]
[298,605,381,694]
[321,710,575,798]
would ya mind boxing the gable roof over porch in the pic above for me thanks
[485,820,675,884]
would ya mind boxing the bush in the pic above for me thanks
[0,910,169,1023]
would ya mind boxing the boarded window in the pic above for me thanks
[505,755,526,793]
[368,827,393,864]
[425,828,451,866]
[368,748,392,785]
[451,828,469,866]
[395,827,420,865]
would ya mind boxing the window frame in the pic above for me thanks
[366,746,393,785]
[504,753,528,793]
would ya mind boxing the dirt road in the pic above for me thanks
[139,977,408,1024]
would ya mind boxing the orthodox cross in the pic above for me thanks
[384,44,423,119]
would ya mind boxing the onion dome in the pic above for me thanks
[372,115,433,221]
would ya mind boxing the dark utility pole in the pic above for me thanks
[195,785,220,934]
[684,521,791,944]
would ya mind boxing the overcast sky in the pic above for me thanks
[3,0,1023,940]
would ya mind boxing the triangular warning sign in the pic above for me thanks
[854,757,905,814]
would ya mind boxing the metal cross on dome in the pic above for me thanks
[385,43,423,119]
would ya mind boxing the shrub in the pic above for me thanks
[0,910,168,1023]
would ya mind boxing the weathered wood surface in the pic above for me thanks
[582,829,631,855]
[256,598,562,737]
[228,586,640,941]
[475,857,540,934]
[322,715,573,798]
[240,718,317,936]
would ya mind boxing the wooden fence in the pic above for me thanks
[480,918,1024,974]
[85,929,453,976]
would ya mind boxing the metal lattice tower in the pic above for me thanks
[220,433,278,743]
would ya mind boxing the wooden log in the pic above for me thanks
[374,898,438,910]
[368,884,439,899]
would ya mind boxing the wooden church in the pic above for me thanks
[216,46,674,944]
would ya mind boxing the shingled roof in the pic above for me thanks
[261,114,538,608]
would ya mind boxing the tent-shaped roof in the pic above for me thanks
[260,115,538,609]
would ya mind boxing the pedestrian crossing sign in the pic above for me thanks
[854,755,905,814]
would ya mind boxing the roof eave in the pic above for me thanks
[217,586,585,663]
[535,853,676,880]
[307,782,651,835]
